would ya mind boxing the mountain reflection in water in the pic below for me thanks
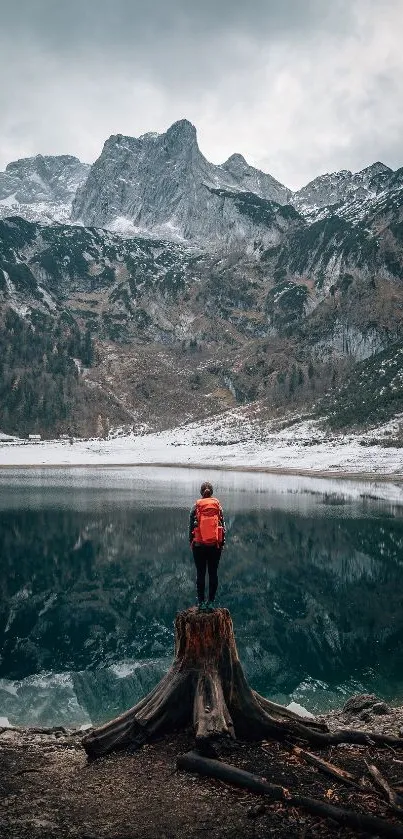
[0,466,402,727]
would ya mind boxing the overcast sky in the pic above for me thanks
[0,0,402,188]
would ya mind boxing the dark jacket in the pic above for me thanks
[189,498,226,546]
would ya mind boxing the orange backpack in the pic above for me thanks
[194,497,223,547]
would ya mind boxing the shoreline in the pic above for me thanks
[3,696,403,839]
[0,460,402,483]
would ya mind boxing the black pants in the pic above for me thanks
[192,545,222,602]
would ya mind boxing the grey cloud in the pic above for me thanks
[0,0,356,94]
[2,1,354,47]
[0,0,401,188]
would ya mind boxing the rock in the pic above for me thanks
[342,694,380,715]
[286,701,315,719]
[247,803,266,818]
[372,702,391,715]
[359,711,371,722]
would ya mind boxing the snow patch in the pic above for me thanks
[0,409,402,500]
[286,702,314,719]
[0,193,18,208]
[38,285,57,310]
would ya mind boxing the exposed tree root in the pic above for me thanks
[177,751,403,839]
[366,762,403,816]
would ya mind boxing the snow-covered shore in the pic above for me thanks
[1,410,402,483]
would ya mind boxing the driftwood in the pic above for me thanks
[82,608,403,759]
[177,751,403,839]
[366,762,403,815]
[291,745,365,789]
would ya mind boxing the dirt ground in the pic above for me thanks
[2,697,403,839]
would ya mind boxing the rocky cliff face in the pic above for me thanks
[1,192,402,437]
[71,119,294,248]
[0,155,90,224]
[219,152,291,205]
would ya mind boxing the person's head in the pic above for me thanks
[200,481,213,498]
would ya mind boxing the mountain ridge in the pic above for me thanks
[0,119,399,243]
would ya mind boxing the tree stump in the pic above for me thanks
[82,607,326,759]
[83,607,403,760]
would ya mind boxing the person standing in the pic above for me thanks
[189,481,225,610]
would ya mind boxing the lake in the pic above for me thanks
[0,466,402,728]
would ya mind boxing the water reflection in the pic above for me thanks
[0,467,402,725]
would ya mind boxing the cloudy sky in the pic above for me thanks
[0,0,402,188]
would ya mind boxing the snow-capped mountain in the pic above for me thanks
[290,162,399,224]
[0,121,401,250]
[0,154,90,224]
[71,119,295,247]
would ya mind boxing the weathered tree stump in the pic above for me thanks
[82,607,325,758]
[82,607,403,759]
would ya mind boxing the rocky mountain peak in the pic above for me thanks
[165,118,197,142]
[0,153,90,223]
[163,119,200,160]
[353,161,393,192]
[4,153,88,184]
[102,121,199,159]
[291,161,396,217]
[357,161,392,178]
[5,153,82,173]
[223,153,248,168]
[71,117,295,245]
[220,153,291,206]
[1,122,400,245]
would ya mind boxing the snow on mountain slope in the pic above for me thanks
[0,154,90,224]
[290,162,399,225]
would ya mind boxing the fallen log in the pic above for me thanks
[291,745,364,789]
[178,751,403,839]
[366,762,403,816]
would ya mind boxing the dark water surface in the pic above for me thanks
[0,466,402,728]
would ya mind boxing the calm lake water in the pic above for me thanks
[0,466,402,728]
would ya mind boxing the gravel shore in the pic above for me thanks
[2,694,403,839]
